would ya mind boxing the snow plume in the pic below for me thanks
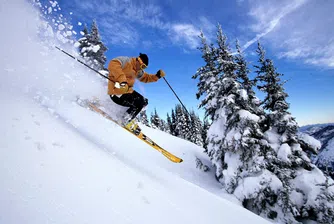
[31,0,76,45]
[1,0,119,118]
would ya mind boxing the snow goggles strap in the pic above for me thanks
[137,57,147,70]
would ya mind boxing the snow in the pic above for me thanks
[92,44,101,53]
[277,143,292,162]
[0,1,270,223]
[291,167,334,208]
[264,129,281,152]
[239,89,248,100]
[298,132,321,151]
[58,24,65,31]
[238,109,260,122]
[50,1,58,8]
[234,170,283,201]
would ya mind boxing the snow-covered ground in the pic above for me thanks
[0,0,270,223]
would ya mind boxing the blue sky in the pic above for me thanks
[39,0,333,126]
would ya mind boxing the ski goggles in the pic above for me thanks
[137,57,147,70]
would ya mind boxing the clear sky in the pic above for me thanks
[39,0,333,126]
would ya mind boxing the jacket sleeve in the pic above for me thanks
[108,59,127,84]
[137,71,159,83]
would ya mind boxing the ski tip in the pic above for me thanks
[174,158,183,163]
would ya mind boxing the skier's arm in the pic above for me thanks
[137,70,165,83]
[108,59,127,84]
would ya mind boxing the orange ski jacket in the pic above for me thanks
[107,56,159,95]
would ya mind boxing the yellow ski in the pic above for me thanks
[87,102,183,163]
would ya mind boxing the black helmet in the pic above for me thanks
[139,53,149,66]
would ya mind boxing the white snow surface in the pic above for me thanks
[0,1,271,224]
[238,109,260,122]
[277,143,292,163]
[298,132,321,151]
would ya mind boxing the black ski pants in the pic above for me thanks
[110,91,148,121]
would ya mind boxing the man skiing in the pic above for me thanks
[107,53,165,134]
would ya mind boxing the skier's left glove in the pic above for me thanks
[115,82,129,94]
[156,70,165,79]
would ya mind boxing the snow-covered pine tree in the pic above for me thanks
[202,119,210,152]
[76,24,91,59]
[192,30,221,121]
[253,42,334,223]
[159,119,168,132]
[202,24,244,187]
[166,113,173,135]
[138,110,150,127]
[174,104,190,140]
[171,109,178,136]
[75,20,108,71]
[184,108,192,141]
[150,109,161,129]
[189,110,204,147]
[88,20,108,71]
[205,25,271,197]
[235,40,263,117]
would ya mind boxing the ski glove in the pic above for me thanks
[156,70,165,79]
[115,82,129,94]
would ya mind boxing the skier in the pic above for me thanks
[107,53,165,134]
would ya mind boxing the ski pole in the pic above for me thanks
[54,46,114,83]
[162,77,190,116]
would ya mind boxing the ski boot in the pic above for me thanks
[124,119,141,136]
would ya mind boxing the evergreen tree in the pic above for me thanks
[202,119,210,152]
[150,109,161,129]
[166,113,173,135]
[184,109,192,141]
[88,20,108,71]
[76,24,90,58]
[204,25,270,197]
[174,104,189,140]
[252,42,333,223]
[138,110,150,127]
[159,119,168,132]
[192,30,221,121]
[75,20,108,71]
[235,40,262,116]
[171,109,177,136]
[189,111,204,146]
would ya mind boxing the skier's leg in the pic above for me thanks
[121,91,148,120]
[110,91,148,122]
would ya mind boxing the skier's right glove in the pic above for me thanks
[115,82,129,94]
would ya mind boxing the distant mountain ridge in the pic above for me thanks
[300,123,334,175]
[300,123,334,132]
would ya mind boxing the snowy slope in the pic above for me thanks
[0,0,270,223]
